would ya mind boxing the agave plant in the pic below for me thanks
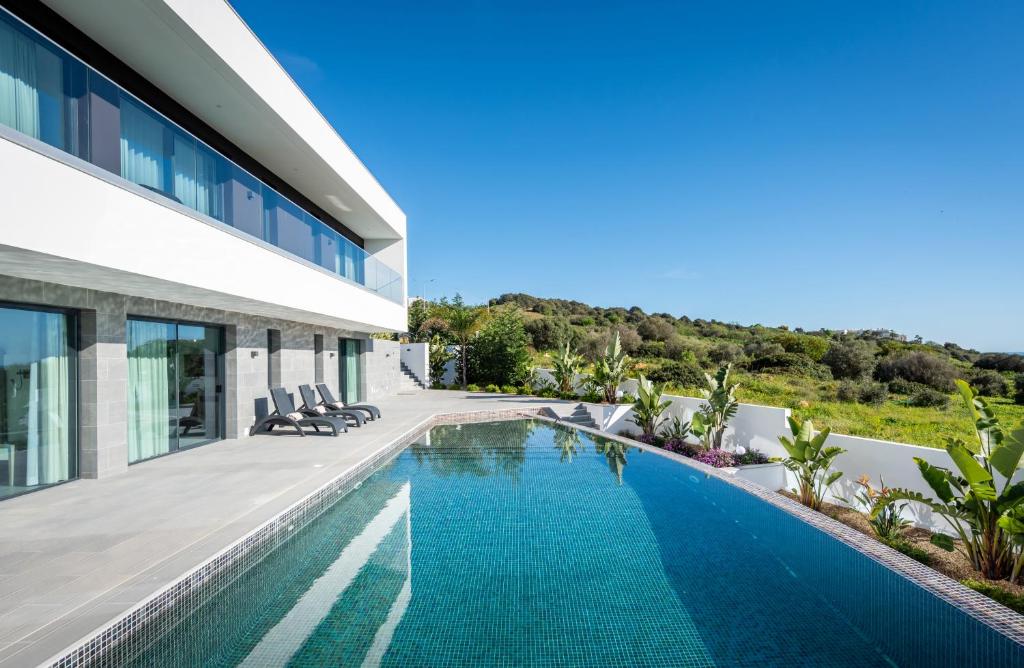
[629,374,672,437]
[662,415,691,441]
[690,364,739,450]
[873,380,1024,581]
[552,340,584,395]
[778,417,845,510]
[589,332,629,404]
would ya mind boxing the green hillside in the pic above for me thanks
[484,294,1024,448]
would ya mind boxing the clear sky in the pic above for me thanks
[232,1,1022,352]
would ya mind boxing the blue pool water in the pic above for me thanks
[125,420,1021,666]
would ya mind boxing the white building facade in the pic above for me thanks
[0,0,408,497]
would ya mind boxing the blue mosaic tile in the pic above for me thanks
[61,418,1024,666]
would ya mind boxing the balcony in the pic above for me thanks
[0,7,402,304]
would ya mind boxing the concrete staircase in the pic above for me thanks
[563,403,597,429]
[399,361,427,392]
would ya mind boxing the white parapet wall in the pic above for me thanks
[595,389,1024,534]
[400,343,429,387]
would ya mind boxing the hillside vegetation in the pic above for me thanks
[455,293,1024,448]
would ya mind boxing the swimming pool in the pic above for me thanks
[99,419,1021,666]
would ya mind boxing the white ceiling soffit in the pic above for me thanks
[41,0,405,241]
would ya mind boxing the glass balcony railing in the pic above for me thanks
[0,8,403,304]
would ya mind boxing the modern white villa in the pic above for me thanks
[0,0,409,499]
[1,2,1023,667]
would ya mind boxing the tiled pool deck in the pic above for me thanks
[0,391,569,667]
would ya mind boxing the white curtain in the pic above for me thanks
[120,98,165,191]
[127,320,171,462]
[195,144,222,219]
[25,312,70,486]
[0,19,40,139]
[172,133,197,208]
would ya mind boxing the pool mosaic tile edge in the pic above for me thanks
[537,415,1024,648]
[45,408,544,668]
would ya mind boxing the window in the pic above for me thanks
[0,304,77,499]
[313,334,324,383]
[126,318,223,463]
[339,338,361,404]
[267,329,281,388]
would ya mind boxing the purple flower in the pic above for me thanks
[692,449,735,468]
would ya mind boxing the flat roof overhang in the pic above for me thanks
[40,0,406,243]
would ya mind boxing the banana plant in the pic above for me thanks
[872,380,1024,581]
[553,427,582,463]
[629,374,672,437]
[778,418,846,510]
[552,340,584,395]
[693,364,739,449]
[595,438,631,485]
[589,332,629,404]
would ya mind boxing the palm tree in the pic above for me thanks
[440,295,484,389]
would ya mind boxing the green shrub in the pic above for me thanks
[968,369,1008,397]
[517,384,532,395]
[524,316,572,350]
[962,579,1024,614]
[821,341,876,380]
[637,317,676,342]
[771,332,830,361]
[635,341,666,358]
[743,340,785,358]
[836,380,859,403]
[906,388,950,408]
[581,388,603,403]
[467,307,532,386]
[858,382,889,406]
[974,353,1024,373]
[485,383,501,393]
[466,383,481,392]
[647,360,707,389]
[708,342,744,364]
[1016,373,1024,405]
[501,384,518,394]
[748,352,832,380]
[881,537,932,566]
[874,351,957,392]
[887,378,929,395]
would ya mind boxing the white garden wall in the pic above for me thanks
[596,390,1024,534]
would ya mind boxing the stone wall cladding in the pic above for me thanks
[0,276,389,470]
[362,338,401,400]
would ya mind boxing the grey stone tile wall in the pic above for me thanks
[0,275,391,480]
[363,339,401,399]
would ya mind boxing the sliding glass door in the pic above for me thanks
[0,304,77,500]
[127,319,222,463]
[339,338,361,404]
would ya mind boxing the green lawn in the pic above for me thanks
[661,372,1024,449]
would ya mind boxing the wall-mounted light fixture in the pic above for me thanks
[250,350,259,358]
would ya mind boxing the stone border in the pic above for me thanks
[534,414,1024,646]
[46,408,541,667]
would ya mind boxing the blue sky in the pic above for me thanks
[233,1,1023,352]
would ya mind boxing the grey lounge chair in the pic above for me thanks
[316,383,381,420]
[298,384,365,427]
[249,387,348,436]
